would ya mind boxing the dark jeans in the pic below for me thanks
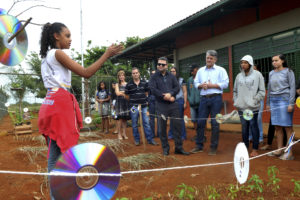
[130,106,153,143]
[238,111,259,150]
[168,98,187,139]
[157,102,183,152]
[47,137,61,200]
[196,94,222,150]
[149,96,160,137]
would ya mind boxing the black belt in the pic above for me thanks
[201,93,221,98]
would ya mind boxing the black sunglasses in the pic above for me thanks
[157,63,166,67]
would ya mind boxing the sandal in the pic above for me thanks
[279,153,294,160]
[123,135,128,139]
[250,150,259,157]
[118,135,123,140]
[260,145,271,150]
[267,150,282,157]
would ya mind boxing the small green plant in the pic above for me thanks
[143,198,152,200]
[247,174,264,193]
[227,184,239,200]
[174,183,196,200]
[239,184,251,195]
[291,179,300,197]
[267,166,281,194]
[206,185,220,200]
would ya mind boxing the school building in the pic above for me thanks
[115,0,300,124]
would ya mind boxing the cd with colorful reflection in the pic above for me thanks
[50,143,121,200]
[0,15,28,66]
[0,8,7,15]
[243,109,253,121]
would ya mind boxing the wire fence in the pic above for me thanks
[0,90,8,120]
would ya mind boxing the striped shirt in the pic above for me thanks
[125,79,149,107]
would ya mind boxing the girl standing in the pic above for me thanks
[266,54,295,160]
[115,70,130,140]
[38,22,122,199]
[233,55,265,157]
[96,81,111,134]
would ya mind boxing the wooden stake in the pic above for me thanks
[139,104,146,150]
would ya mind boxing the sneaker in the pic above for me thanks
[190,147,203,154]
[148,140,159,146]
[134,141,140,146]
[208,149,217,156]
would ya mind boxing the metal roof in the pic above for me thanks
[114,0,260,62]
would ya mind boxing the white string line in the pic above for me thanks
[0,141,298,177]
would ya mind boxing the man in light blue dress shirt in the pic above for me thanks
[191,50,229,155]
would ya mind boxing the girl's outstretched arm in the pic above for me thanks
[55,44,123,78]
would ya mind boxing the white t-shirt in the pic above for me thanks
[41,49,72,89]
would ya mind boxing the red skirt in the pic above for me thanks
[38,88,83,153]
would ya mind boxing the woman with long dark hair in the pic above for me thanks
[266,54,295,160]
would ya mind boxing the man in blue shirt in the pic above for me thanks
[191,50,229,155]
[149,57,190,156]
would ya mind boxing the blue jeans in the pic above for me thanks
[130,106,153,143]
[47,137,61,200]
[239,111,259,150]
[196,95,222,150]
[168,98,186,139]
[249,100,264,142]
[148,96,160,137]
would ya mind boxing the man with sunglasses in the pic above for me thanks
[149,57,190,156]
[191,50,229,156]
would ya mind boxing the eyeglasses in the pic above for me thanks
[170,70,176,72]
[157,63,166,67]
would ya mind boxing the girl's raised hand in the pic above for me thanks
[106,44,124,57]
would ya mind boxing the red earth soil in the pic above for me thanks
[0,114,300,200]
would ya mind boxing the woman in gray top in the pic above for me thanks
[266,54,295,160]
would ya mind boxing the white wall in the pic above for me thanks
[177,8,300,60]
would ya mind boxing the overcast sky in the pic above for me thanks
[1,0,218,102]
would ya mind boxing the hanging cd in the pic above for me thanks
[130,106,138,113]
[0,8,7,15]
[4,102,10,107]
[296,97,300,108]
[0,15,28,66]
[111,110,117,119]
[50,143,121,200]
[23,107,28,112]
[243,109,253,121]
[84,116,92,124]
[215,113,224,124]
[184,115,189,124]
[234,142,249,184]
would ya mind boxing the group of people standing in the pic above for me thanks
[96,50,297,160]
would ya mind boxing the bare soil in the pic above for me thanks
[0,114,299,200]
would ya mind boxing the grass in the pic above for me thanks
[83,139,132,153]
[17,146,48,163]
[14,135,46,145]
[78,131,104,142]
[119,153,164,171]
